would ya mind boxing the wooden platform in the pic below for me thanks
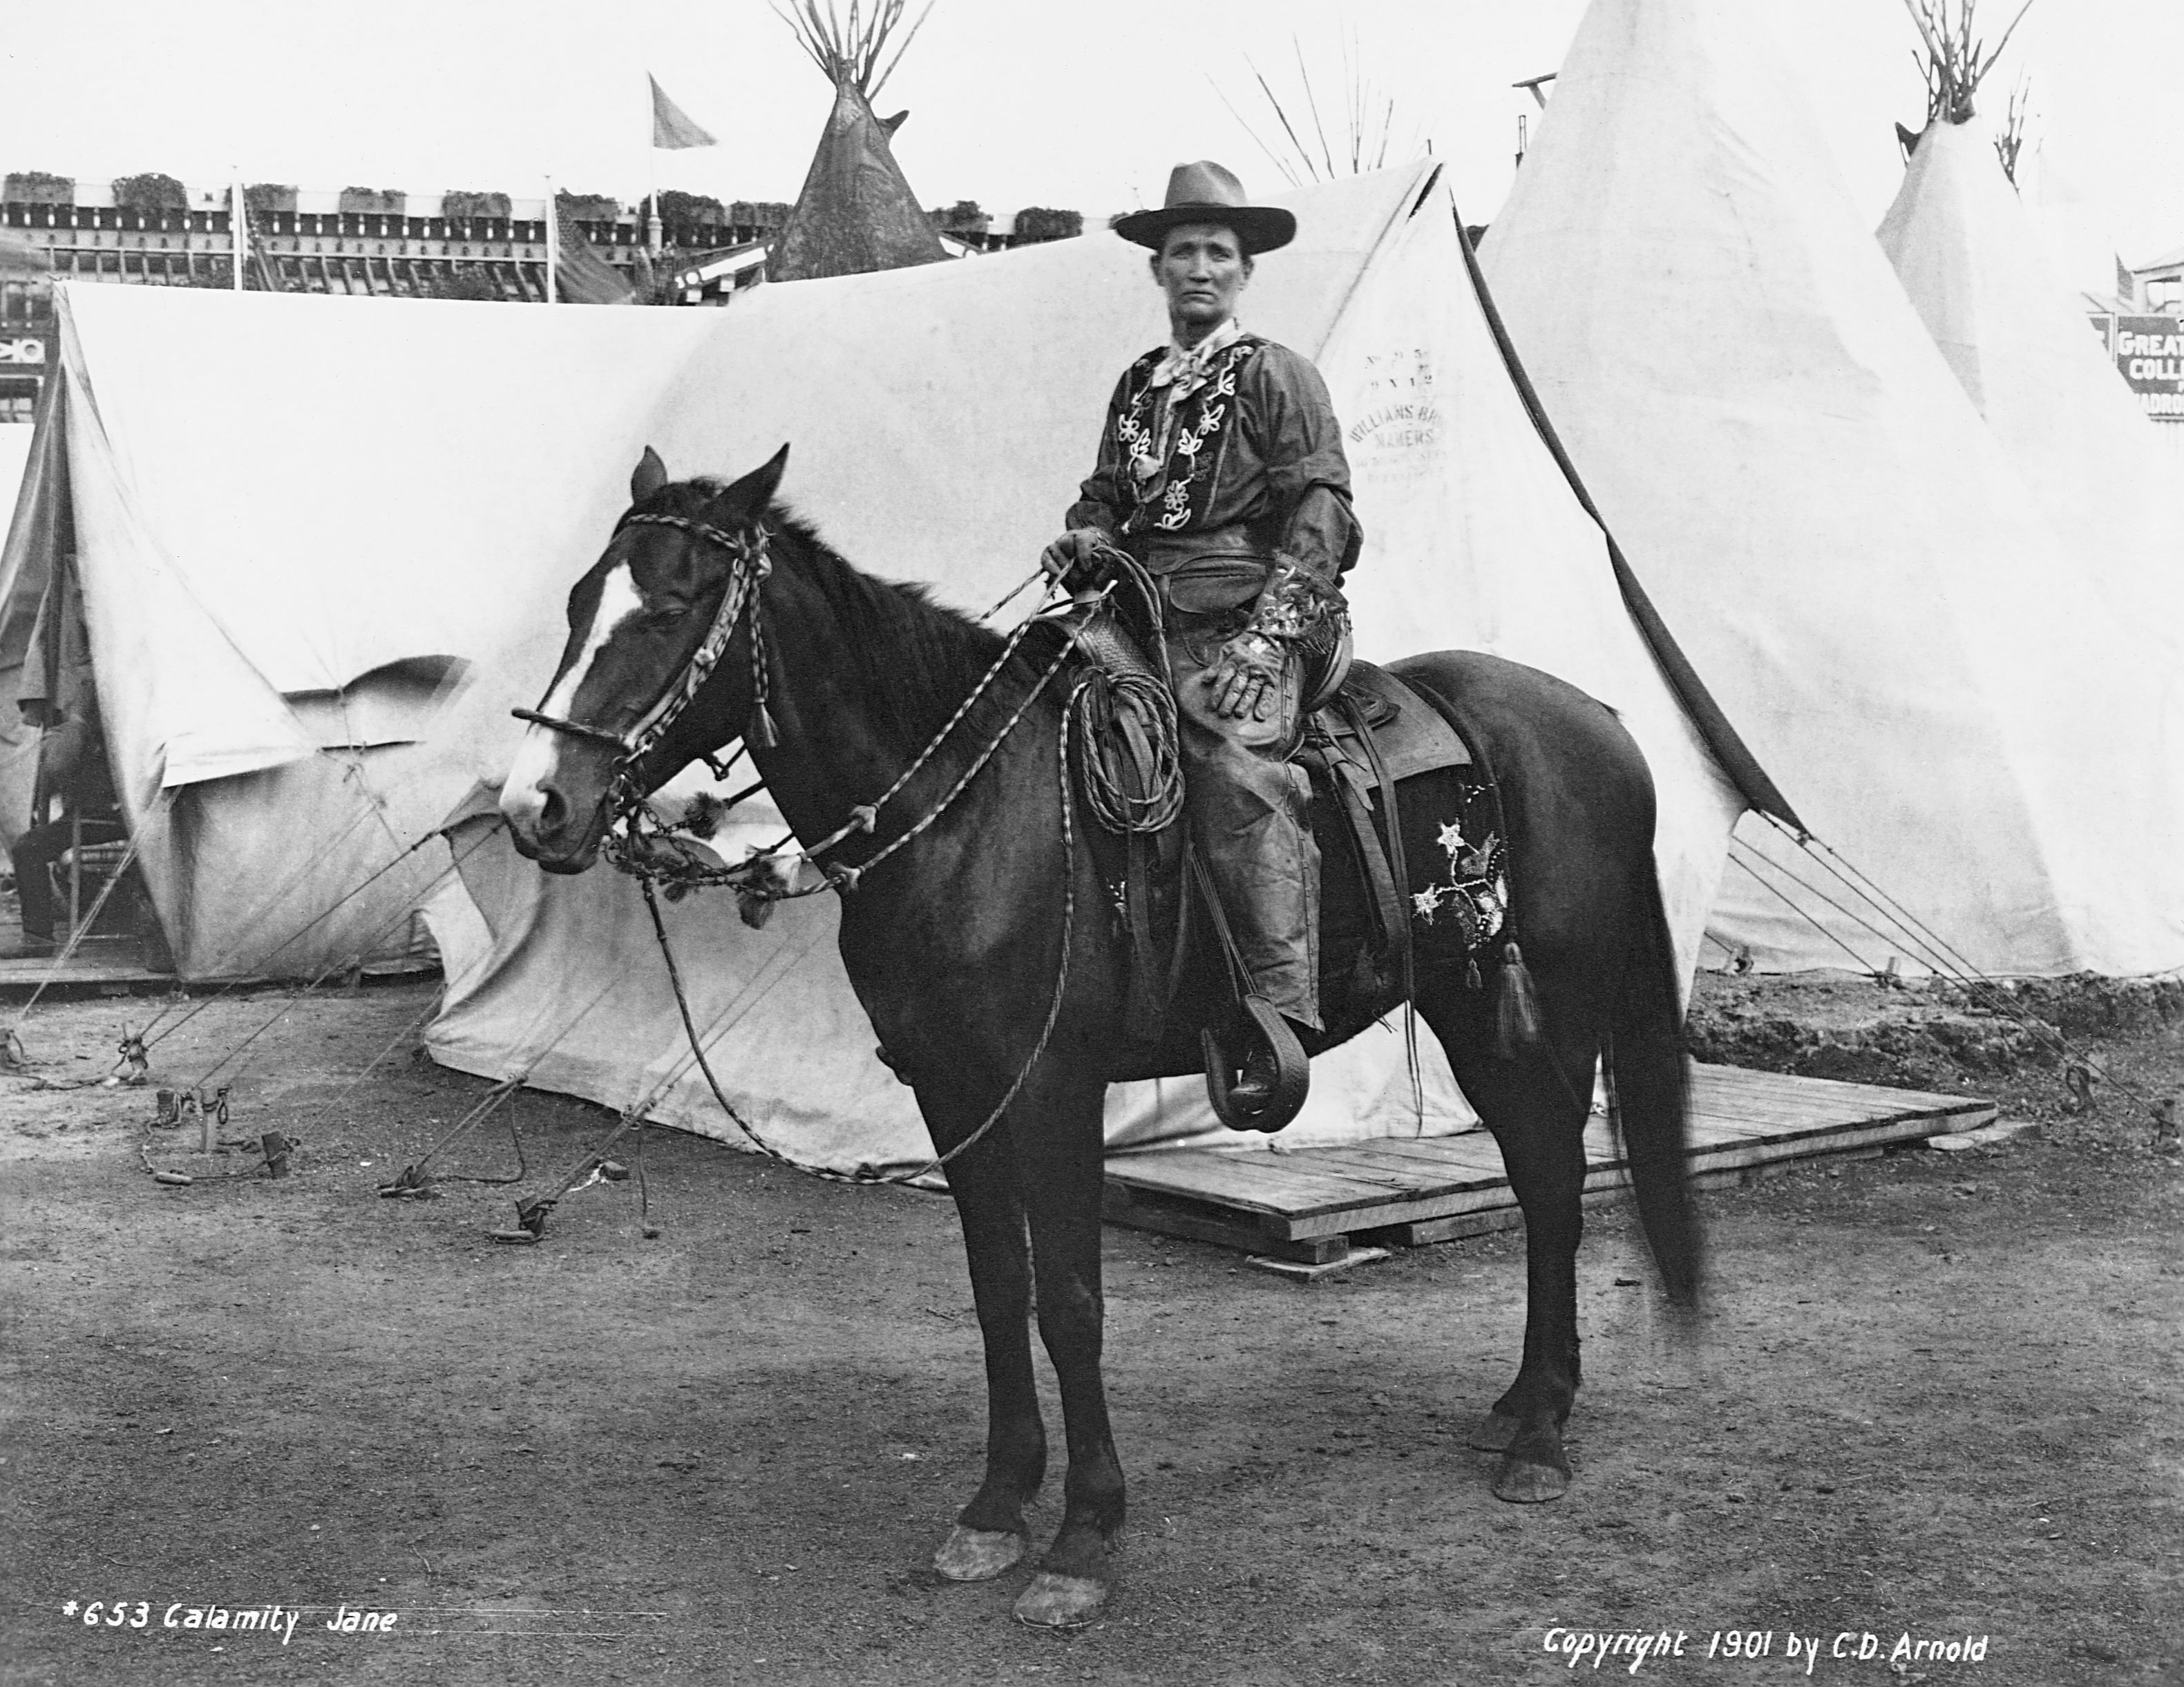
[1103,1062,1996,1265]
[0,936,175,995]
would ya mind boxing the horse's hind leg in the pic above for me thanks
[931,1130,1047,1582]
[1418,981,1599,1502]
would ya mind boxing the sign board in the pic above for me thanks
[2110,314,2184,422]
[0,336,47,366]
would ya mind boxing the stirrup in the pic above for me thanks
[1202,995,1310,1135]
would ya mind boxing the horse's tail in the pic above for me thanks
[1610,862,1703,1311]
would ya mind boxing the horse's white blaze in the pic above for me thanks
[501,564,646,839]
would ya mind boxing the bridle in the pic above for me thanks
[511,508,779,809]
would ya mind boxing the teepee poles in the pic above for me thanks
[1215,30,1405,189]
[1902,0,2036,124]
[772,0,935,98]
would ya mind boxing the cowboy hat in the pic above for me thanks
[1112,160,1295,256]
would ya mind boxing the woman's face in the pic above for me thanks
[1152,223,1251,339]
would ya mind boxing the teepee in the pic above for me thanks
[768,0,949,281]
[1874,4,2184,647]
[1481,0,2184,979]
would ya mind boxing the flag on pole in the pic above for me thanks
[231,177,248,293]
[650,75,716,149]
[543,178,560,303]
[553,194,638,306]
[2116,254,2139,310]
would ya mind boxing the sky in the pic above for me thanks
[0,1,2174,286]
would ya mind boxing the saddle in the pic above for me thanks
[1067,610,1491,1130]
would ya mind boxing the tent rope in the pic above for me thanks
[1725,824,2161,1114]
[389,1077,533,1189]
[293,988,455,1141]
[376,938,654,1196]
[171,824,497,1091]
[129,791,399,1037]
[1728,834,1959,974]
[1770,836,2154,1100]
[1725,845,1885,977]
[137,816,446,1048]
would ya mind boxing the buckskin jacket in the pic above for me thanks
[1063,329,1362,594]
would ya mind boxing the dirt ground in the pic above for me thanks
[0,970,2178,1687]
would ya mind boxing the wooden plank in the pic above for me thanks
[1287,1141,1510,1194]
[1101,1185,1347,1263]
[1278,1181,1533,1240]
[1689,1088,1953,1125]
[1693,1064,1979,1113]
[1691,1075,1982,1121]
[1247,1247,1390,1281]
[1360,1207,1524,1247]
[1698,1102,1988,1152]
[1310,1133,1510,1175]
[1362,1182,1644,1247]
[1697,1063,1979,1107]
[1104,1149,1425,1221]
[1686,1109,1987,1174]
[1689,1082,1901,1118]
[0,958,175,989]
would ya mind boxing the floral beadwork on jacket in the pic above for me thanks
[1113,336,1262,535]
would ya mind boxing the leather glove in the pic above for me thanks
[1202,557,1347,722]
[1040,528,1117,592]
[1203,628,1286,722]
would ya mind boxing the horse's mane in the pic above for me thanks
[753,498,1066,757]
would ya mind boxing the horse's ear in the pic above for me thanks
[721,443,790,516]
[631,446,669,505]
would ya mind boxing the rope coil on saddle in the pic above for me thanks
[1067,547,1185,838]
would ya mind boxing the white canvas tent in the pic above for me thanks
[1877,116,2184,641]
[424,162,1754,1174]
[1480,0,2184,979]
[5,285,719,977]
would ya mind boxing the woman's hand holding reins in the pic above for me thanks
[1041,529,1115,592]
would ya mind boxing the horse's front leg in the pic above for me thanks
[1009,1064,1125,1628]
[929,1108,1047,1583]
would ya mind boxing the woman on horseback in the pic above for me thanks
[1041,160,1362,1106]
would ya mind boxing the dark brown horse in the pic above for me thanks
[501,447,1701,1628]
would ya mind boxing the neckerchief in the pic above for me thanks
[1148,316,1246,402]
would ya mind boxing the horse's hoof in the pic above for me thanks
[1013,1572,1108,1629]
[933,1525,1025,1582]
[1468,1411,1519,1453]
[1492,1456,1570,1504]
